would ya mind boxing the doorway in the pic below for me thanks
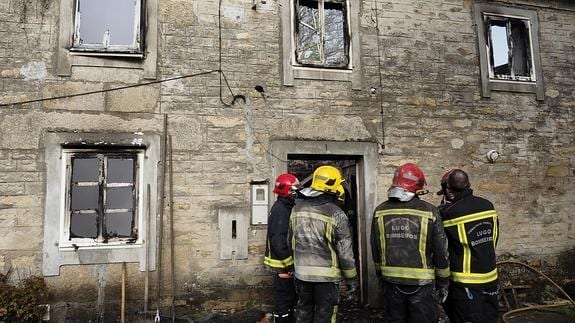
[287,154,361,287]
[271,140,379,305]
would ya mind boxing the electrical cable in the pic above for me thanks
[497,260,575,323]
[0,70,218,107]
[373,2,386,150]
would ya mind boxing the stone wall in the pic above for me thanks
[0,0,573,317]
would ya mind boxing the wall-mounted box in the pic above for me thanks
[250,180,269,225]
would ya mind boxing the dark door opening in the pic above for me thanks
[287,154,364,303]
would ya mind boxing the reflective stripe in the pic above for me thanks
[379,265,436,280]
[264,256,294,269]
[294,211,336,225]
[296,265,342,278]
[377,216,386,266]
[342,267,357,279]
[375,209,435,220]
[331,305,338,323]
[325,220,337,268]
[451,268,498,284]
[436,267,451,278]
[419,216,429,269]
[458,224,471,273]
[442,210,497,227]
[493,215,498,248]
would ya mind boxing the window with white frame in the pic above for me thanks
[61,149,144,247]
[43,133,159,276]
[71,0,143,54]
[474,4,544,100]
[281,0,361,89]
[57,0,158,78]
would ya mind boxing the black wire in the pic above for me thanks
[0,70,218,107]
[374,4,386,150]
[218,0,235,107]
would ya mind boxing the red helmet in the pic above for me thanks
[437,169,454,195]
[391,163,426,193]
[273,173,301,198]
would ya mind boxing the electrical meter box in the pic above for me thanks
[250,180,269,225]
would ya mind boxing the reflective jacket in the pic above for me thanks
[439,188,499,288]
[264,197,295,272]
[371,196,450,286]
[288,194,357,282]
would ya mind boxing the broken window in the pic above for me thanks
[72,0,143,53]
[486,16,534,82]
[64,150,141,244]
[474,4,544,100]
[295,0,350,68]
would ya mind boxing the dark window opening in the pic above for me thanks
[287,155,359,268]
[68,151,138,242]
[486,16,533,82]
[295,0,349,68]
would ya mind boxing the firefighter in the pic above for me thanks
[371,163,450,323]
[288,165,358,323]
[439,169,500,323]
[437,169,455,205]
[264,173,302,323]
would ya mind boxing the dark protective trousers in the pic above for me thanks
[273,274,296,323]
[443,284,499,323]
[294,278,339,323]
[381,280,437,323]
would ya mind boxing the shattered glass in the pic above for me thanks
[296,0,349,67]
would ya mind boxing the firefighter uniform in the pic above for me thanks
[439,188,499,323]
[289,193,357,323]
[371,196,450,323]
[265,196,297,322]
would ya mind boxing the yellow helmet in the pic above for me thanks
[310,165,345,197]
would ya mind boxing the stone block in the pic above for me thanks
[42,81,105,111]
[107,84,160,113]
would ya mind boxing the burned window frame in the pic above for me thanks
[474,4,544,101]
[281,0,362,89]
[70,0,144,55]
[60,148,145,248]
[294,0,351,69]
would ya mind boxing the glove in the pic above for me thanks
[437,287,448,303]
[345,279,360,303]
[435,278,449,303]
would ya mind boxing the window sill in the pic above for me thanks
[69,50,144,59]
[59,243,143,251]
[293,66,352,82]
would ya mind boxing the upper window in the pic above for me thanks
[281,0,362,89]
[295,0,349,68]
[474,4,544,100]
[486,16,533,82]
[57,0,158,78]
[72,0,143,54]
[61,149,144,247]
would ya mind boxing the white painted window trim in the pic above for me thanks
[281,0,362,89]
[58,150,145,249]
[474,3,544,100]
[42,132,159,276]
[71,0,142,53]
[57,0,158,79]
